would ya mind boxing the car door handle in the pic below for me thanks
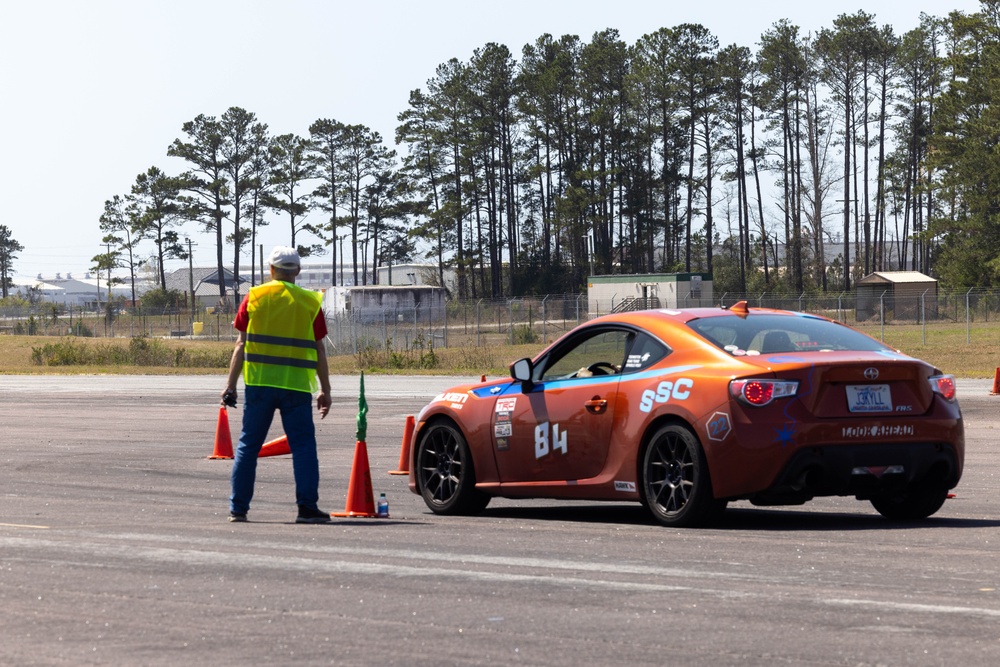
[584,397,608,414]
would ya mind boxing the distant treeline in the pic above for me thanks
[93,2,1000,303]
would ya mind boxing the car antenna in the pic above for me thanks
[726,300,750,317]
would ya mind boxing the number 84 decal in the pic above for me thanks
[535,421,568,458]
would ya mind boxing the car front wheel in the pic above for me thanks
[641,423,725,527]
[416,421,490,515]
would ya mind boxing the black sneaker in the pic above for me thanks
[296,506,331,524]
[229,512,247,523]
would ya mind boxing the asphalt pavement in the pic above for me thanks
[1,375,999,667]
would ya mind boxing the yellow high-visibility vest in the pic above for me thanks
[243,280,322,393]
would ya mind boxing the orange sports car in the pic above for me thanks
[408,301,964,526]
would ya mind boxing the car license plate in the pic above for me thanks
[846,384,893,413]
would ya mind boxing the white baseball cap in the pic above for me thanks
[268,246,300,269]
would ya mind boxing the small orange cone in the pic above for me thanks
[332,440,377,517]
[209,406,234,459]
[258,435,291,458]
[992,368,1000,395]
[388,415,415,475]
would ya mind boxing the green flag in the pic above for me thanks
[356,371,368,442]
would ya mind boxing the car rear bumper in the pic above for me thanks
[743,442,961,505]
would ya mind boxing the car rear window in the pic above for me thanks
[687,314,890,356]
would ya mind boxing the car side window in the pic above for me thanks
[621,332,669,373]
[540,330,631,381]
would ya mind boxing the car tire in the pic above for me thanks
[416,421,490,515]
[869,483,948,521]
[641,423,725,527]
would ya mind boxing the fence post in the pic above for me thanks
[509,299,514,345]
[541,295,548,343]
[759,292,766,308]
[966,287,973,344]
[921,289,928,346]
[798,291,805,312]
[880,290,887,341]
[476,299,482,347]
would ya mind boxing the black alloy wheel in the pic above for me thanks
[641,423,725,527]
[416,421,490,515]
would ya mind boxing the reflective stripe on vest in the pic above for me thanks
[243,281,322,393]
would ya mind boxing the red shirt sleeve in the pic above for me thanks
[313,309,328,340]
[233,295,250,332]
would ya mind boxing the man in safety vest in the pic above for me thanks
[221,246,333,524]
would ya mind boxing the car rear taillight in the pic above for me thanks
[929,374,957,402]
[730,379,799,407]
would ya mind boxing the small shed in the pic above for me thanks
[322,285,445,323]
[588,273,713,315]
[855,271,938,322]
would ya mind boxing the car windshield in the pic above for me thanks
[687,314,890,355]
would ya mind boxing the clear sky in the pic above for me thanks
[0,0,984,280]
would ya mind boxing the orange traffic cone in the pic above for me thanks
[209,406,234,459]
[259,435,291,458]
[332,440,377,517]
[388,415,415,475]
[992,368,1000,395]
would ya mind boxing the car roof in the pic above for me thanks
[589,301,817,328]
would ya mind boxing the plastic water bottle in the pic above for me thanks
[377,493,389,518]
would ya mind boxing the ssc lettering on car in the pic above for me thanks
[534,421,567,459]
[639,378,694,413]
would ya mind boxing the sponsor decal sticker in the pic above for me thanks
[494,422,513,438]
[614,481,637,493]
[495,437,509,451]
[434,392,468,408]
[625,352,651,369]
[496,397,517,412]
[706,411,731,442]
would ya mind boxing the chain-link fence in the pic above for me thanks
[0,303,238,341]
[7,288,1000,349]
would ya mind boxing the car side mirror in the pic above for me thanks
[510,357,534,388]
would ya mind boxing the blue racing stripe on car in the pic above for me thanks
[536,364,704,392]
[471,364,704,397]
[471,385,512,398]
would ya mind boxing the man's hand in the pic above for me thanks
[317,391,331,419]
[221,388,238,408]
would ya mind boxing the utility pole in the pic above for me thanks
[186,238,197,324]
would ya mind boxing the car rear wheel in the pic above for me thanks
[869,483,948,520]
[641,423,725,527]
[416,421,490,515]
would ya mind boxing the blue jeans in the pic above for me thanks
[229,385,320,514]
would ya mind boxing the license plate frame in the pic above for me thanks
[846,384,893,413]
